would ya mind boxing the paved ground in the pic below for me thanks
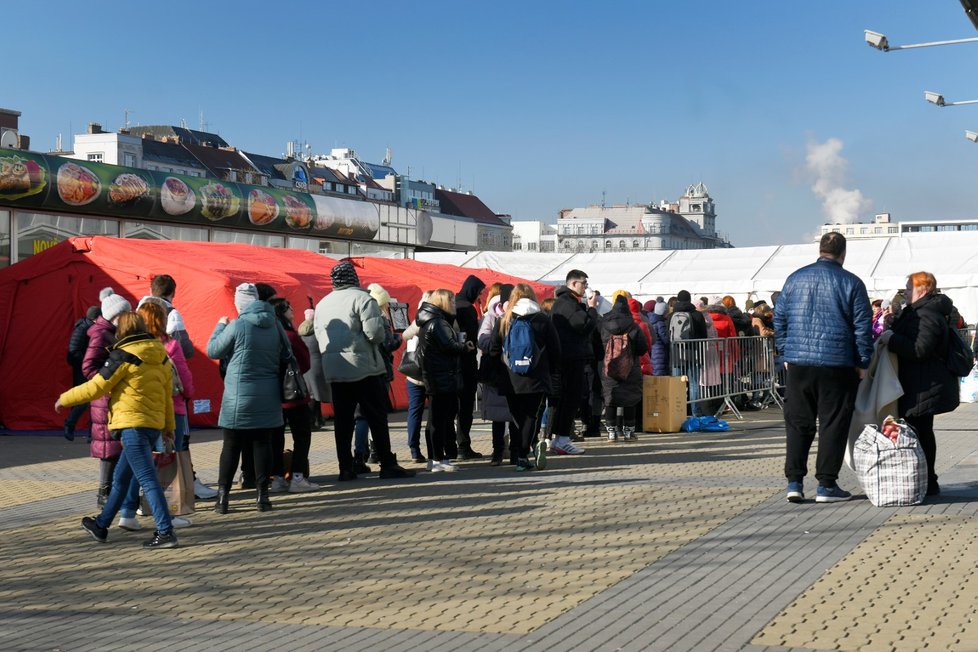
[0,405,976,651]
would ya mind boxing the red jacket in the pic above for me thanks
[709,309,739,373]
[628,298,654,375]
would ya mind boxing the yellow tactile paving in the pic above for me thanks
[752,513,978,651]
[0,427,787,635]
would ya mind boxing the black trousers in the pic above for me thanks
[784,365,859,484]
[604,405,636,429]
[903,414,938,486]
[552,361,587,438]
[508,392,544,459]
[272,404,313,478]
[429,392,459,461]
[456,373,477,451]
[331,375,395,473]
[219,428,272,490]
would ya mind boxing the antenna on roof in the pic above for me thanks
[601,190,606,208]
[383,146,392,166]
[123,109,133,129]
[180,118,187,129]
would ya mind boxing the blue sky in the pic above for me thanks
[7,1,978,246]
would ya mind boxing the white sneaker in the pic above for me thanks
[194,478,218,499]
[117,516,141,531]
[289,473,320,492]
[171,516,192,528]
[269,476,289,493]
[135,507,146,517]
[427,460,444,472]
[440,460,458,472]
[551,437,585,455]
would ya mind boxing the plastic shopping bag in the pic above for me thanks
[852,416,926,507]
[960,364,978,403]
[681,416,730,432]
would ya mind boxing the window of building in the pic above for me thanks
[123,153,136,167]
[145,164,157,171]
[577,240,586,249]
[563,240,572,248]
[528,242,537,251]
[846,228,854,235]
[188,170,201,178]
[513,242,522,251]
[604,240,612,249]
[888,227,898,233]
[633,240,640,248]
[87,153,104,163]
[962,224,978,231]
[860,227,868,234]
[541,241,555,252]
[874,227,882,234]
[15,212,118,263]
[122,222,208,241]
[618,240,626,249]
[210,229,285,248]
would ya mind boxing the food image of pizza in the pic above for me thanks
[282,194,312,229]
[0,155,45,199]
[248,189,279,225]
[57,162,101,206]
[199,182,240,220]
[108,173,149,206]
[160,177,196,215]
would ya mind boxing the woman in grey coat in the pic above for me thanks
[298,308,330,428]
[207,283,290,514]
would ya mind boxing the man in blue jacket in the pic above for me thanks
[774,232,872,504]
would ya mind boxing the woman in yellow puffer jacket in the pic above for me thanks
[55,311,178,549]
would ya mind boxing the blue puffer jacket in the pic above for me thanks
[207,300,289,429]
[773,257,873,368]
[648,312,670,376]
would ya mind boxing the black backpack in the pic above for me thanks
[66,318,91,367]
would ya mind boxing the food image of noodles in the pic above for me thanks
[108,173,149,206]
[57,162,101,206]
[283,194,312,229]
[199,182,240,220]
[248,189,279,225]
[160,177,196,215]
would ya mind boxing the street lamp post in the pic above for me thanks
[865,29,978,51]
[924,91,978,107]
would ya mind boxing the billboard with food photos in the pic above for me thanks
[0,149,372,237]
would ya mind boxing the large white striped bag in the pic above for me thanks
[852,419,927,507]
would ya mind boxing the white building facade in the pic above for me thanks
[817,213,978,241]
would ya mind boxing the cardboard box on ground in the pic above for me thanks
[643,376,687,433]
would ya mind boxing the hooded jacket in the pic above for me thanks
[137,295,194,360]
[313,285,387,383]
[82,316,120,459]
[887,292,960,417]
[489,298,561,395]
[416,302,467,395]
[627,298,655,375]
[597,297,648,407]
[59,332,175,433]
[551,285,599,362]
[707,305,740,374]
[647,311,670,376]
[298,318,330,403]
[726,305,753,337]
[207,299,288,429]
[454,275,485,379]
[773,257,873,368]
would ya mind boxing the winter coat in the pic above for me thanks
[454,275,485,380]
[648,312,670,376]
[773,257,873,369]
[59,333,175,433]
[377,313,403,382]
[313,286,387,383]
[165,336,194,417]
[551,285,599,362]
[489,298,561,396]
[628,298,655,375]
[82,316,120,459]
[137,295,194,360]
[708,306,739,374]
[282,322,311,409]
[416,302,467,395]
[477,299,512,421]
[67,316,94,383]
[298,319,330,402]
[207,300,288,429]
[726,306,753,337]
[597,298,648,407]
[887,292,960,418]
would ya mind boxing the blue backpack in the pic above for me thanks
[504,317,538,375]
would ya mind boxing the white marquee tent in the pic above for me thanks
[418,232,978,322]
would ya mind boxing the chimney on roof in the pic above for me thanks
[88,122,103,134]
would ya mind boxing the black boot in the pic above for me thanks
[256,486,272,512]
[214,487,230,514]
[352,453,372,475]
[97,458,115,508]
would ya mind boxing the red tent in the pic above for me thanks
[0,237,553,432]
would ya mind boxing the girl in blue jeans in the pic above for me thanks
[56,311,178,549]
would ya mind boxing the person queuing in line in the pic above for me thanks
[881,272,961,497]
[477,283,516,466]
[626,295,654,378]
[314,261,414,481]
[669,290,709,417]
[64,304,100,441]
[548,269,599,455]
[352,283,403,472]
[774,232,872,504]
[453,274,486,460]
[207,283,290,514]
[402,291,433,464]
[268,297,319,493]
[84,288,132,507]
[57,311,179,549]
[647,299,670,376]
[416,288,473,472]
[297,307,330,431]
[597,295,648,442]
[489,283,561,471]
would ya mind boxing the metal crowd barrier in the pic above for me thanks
[669,335,781,420]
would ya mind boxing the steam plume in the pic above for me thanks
[805,138,871,224]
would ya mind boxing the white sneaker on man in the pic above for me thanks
[427,460,444,472]
[269,476,289,493]
[117,516,141,531]
[193,478,218,499]
[550,436,585,455]
[289,473,320,492]
[439,460,458,472]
